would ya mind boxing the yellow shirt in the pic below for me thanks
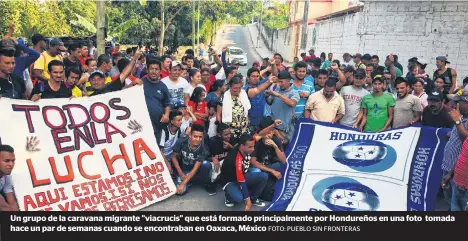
[33,52,63,80]
[71,86,83,98]
[305,89,345,122]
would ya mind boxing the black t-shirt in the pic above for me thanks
[89,77,123,96]
[219,148,251,186]
[422,105,454,129]
[252,137,283,166]
[63,57,83,73]
[0,74,25,99]
[172,136,210,171]
[209,136,237,162]
[30,81,71,99]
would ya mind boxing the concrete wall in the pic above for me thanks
[313,0,468,82]
[259,24,295,62]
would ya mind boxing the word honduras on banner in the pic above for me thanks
[264,119,449,211]
[0,86,176,211]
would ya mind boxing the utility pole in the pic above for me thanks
[300,0,310,55]
[197,1,200,48]
[192,0,195,51]
[256,0,264,48]
[96,0,105,56]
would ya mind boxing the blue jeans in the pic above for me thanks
[249,162,281,173]
[452,184,468,211]
[224,171,268,203]
[175,161,212,195]
[442,170,456,210]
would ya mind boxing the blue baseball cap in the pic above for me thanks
[174,100,186,108]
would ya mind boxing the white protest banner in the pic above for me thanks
[265,120,449,211]
[0,86,176,211]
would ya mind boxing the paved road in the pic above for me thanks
[215,25,262,77]
[142,25,450,212]
[142,26,264,211]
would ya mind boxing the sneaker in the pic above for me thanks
[225,195,234,208]
[251,199,266,207]
[205,184,217,196]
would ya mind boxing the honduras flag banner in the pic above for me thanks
[264,119,450,211]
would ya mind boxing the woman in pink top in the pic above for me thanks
[412,79,428,109]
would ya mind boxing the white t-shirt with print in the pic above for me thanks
[162,76,189,105]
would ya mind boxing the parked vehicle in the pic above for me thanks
[227,46,247,66]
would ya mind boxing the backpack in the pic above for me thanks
[162,126,181,143]
[29,53,63,86]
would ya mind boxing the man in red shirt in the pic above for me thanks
[446,136,468,211]
[442,95,468,211]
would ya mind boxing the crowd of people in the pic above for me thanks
[1,23,468,211]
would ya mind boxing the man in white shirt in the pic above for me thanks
[162,61,190,106]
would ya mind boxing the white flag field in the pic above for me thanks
[0,86,176,211]
[264,120,450,211]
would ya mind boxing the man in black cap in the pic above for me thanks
[32,38,67,83]
[362,54,372,66]
[31,34,47,53]
[434,56,457,94]
[421,89,454,128]
[265,70,299,142]
[337,65,355,89]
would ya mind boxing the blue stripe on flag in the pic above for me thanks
[406,125,449,211]
[264,119,315,211]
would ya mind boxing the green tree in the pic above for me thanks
[263,1,289,29]
[58,0,97,36]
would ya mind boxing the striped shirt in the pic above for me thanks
[441,118,468,172]
[291,79,315,118]
[454,138,468,189]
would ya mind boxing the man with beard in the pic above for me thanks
[421,89,454,128]
[33,38,66,83]
[0,145,19,211]
[305,79,345,123]
[292,61,315,118]
[340,69,369,128]
[143,58,171,143]
[30,60,71,101]
[314,69,329,91]
[392,77,422,128]
[266,71,299,142]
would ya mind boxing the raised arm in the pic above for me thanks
[247,75,276,99]
[119,47,141,83]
